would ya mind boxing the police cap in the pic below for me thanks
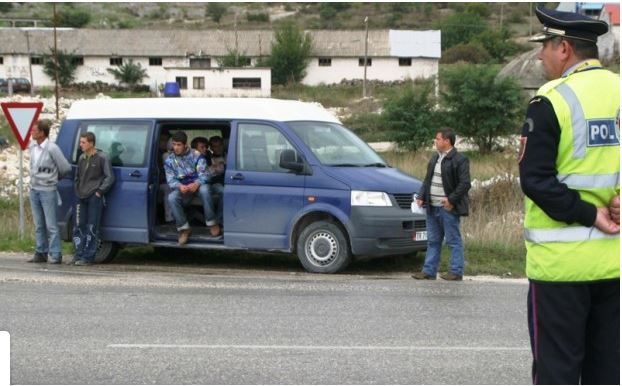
[529,7,609,43]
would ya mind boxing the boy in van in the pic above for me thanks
[164,131,221,244]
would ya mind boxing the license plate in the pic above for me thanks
[414,231,427,241]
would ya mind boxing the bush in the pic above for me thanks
[217,49,251,68]
[42,49,78,87]
[206,2,227,23]
[107,60,149,90]
[58,7,91,28]
[465,2,491,18]
[246,12,269,23]
[435,11,488,50]
[440,41,491,64]
[441,65,524,154]
[473,28,527,63]
[266,23,312,85]
[381,82,439,151]
[0,3,13,13]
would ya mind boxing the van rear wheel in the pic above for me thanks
[93,241,119,264]
[297,221,351,273]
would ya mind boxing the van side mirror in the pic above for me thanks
[279,149,306,173]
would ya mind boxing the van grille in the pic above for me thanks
[392,193,414,210]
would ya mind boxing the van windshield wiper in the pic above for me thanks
[328,163,360,167]
[363,163,387,167]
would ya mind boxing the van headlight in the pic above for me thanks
[351,190,393,207]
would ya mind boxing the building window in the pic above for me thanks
[0,57,3,65]
[72,56,84,66]
[399,58,412,66]
[318,58,332,67]
[193,77,205,90]
[232,77,261,89]
[110,57,123,66]
[176,76,188,89]
[30,56,43,65]
[358,57,372,66]
[190,58,211,68]
[149,57,162,66]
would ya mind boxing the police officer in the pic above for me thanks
[519,7,620,385]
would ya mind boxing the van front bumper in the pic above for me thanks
[347,206,427,258]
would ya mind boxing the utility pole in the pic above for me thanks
[529,3,533,36]
[363,16,369,99]
[53,3,60,120]
[25,30,33,97]
[234,12,239,66]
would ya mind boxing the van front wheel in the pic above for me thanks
[93,241,119,264]
[297,221,351,273]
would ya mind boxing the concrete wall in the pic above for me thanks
[163,67,271,97]
[302,57,438,85]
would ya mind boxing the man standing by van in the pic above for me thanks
[412,128,471,281]
[72,132,115,265]
[27,119,71,264]
[165,131,221,244]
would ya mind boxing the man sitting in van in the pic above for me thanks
[164,131,221,244]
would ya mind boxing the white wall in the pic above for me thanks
[164,67,271,97]
[302,57,438,85]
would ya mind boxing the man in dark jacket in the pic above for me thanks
[412,128,471,281]
[72,131,115,265]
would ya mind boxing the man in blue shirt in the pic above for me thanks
[164,131,221,244]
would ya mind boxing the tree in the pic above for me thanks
[441,65,523,154]
[107,60,149,90]
[381,82,439,151]
[42,49,78,87]
[206,2,227,24]
[217,49,250,67]
[473,28,527,63]
[435,11,487,50]
[58,7,91,28]
[267,23,312,85]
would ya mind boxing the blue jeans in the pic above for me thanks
[72,194,104,262]
[422,205,465,276]
[168,184,221,231]
[30,189,61,261]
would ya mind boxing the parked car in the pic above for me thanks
[56,98,427,273]
[0,78,31,94]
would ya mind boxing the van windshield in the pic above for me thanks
[288,121,386,167]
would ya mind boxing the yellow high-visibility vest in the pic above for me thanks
[524,60,620,282]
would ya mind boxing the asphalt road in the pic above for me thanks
[0,252,531,384]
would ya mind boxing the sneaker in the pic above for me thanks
[48,257,62,264]
[440,272,463,281]
[411,272,436,280]
[178,229,191,245]
[27,252,47,263]
[74,260,93,266]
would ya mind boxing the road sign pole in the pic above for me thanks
[19,149,24,239]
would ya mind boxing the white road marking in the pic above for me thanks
[108,344,530,351]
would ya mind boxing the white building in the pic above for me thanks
[0,28,440,92]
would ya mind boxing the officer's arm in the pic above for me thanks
[518,97,596,227]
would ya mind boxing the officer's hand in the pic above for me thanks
[609,195,620,225]
[594,207,620,235]
[416,199,424,208]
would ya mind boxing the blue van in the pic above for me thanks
[56,98,426,273]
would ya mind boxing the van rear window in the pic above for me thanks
[73,121,152,167]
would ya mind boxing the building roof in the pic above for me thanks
[604,3,620,25]
[0,28,441,58]
[66,97,341,123]
[497,48,546,90]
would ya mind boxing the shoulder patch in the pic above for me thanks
[529,97,542,105]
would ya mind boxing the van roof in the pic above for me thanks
[66,98,341,123]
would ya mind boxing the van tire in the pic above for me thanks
[297,221,351,273]
[93,241,119,264]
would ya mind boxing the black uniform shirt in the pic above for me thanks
[518,97,596,227]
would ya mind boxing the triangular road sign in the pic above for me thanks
[1,102,44,150]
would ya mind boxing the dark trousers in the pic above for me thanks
[72,194,104,262]
[527,280,620,385]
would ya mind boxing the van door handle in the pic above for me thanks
[231,173,245,181]
[129,170,142,177]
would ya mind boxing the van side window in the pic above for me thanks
[237,124,298,172]
[72,121,151,167]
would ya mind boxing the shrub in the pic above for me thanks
[107,60,149,90]
[441,65,524,154]
[205,2,227,23]
[440,41,491,64]
[58,7,91,28]
[246,12,269,23]
[266,23,312,85]
[473,28,527,63]
[435,11,488,50]
[42,49,78,87]
[217,49,251,68]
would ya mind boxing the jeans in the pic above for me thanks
[422,205,464,276]
[29,189,61,261]
[168,184,222,231]
[72,194,104,262]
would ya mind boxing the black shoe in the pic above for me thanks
[74,260,93,266]
[440,272,463,281]
[27,252,47,263]
[412,272,436,280]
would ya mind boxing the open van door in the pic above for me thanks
[72,120,155,244]
[224,121,305,251]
